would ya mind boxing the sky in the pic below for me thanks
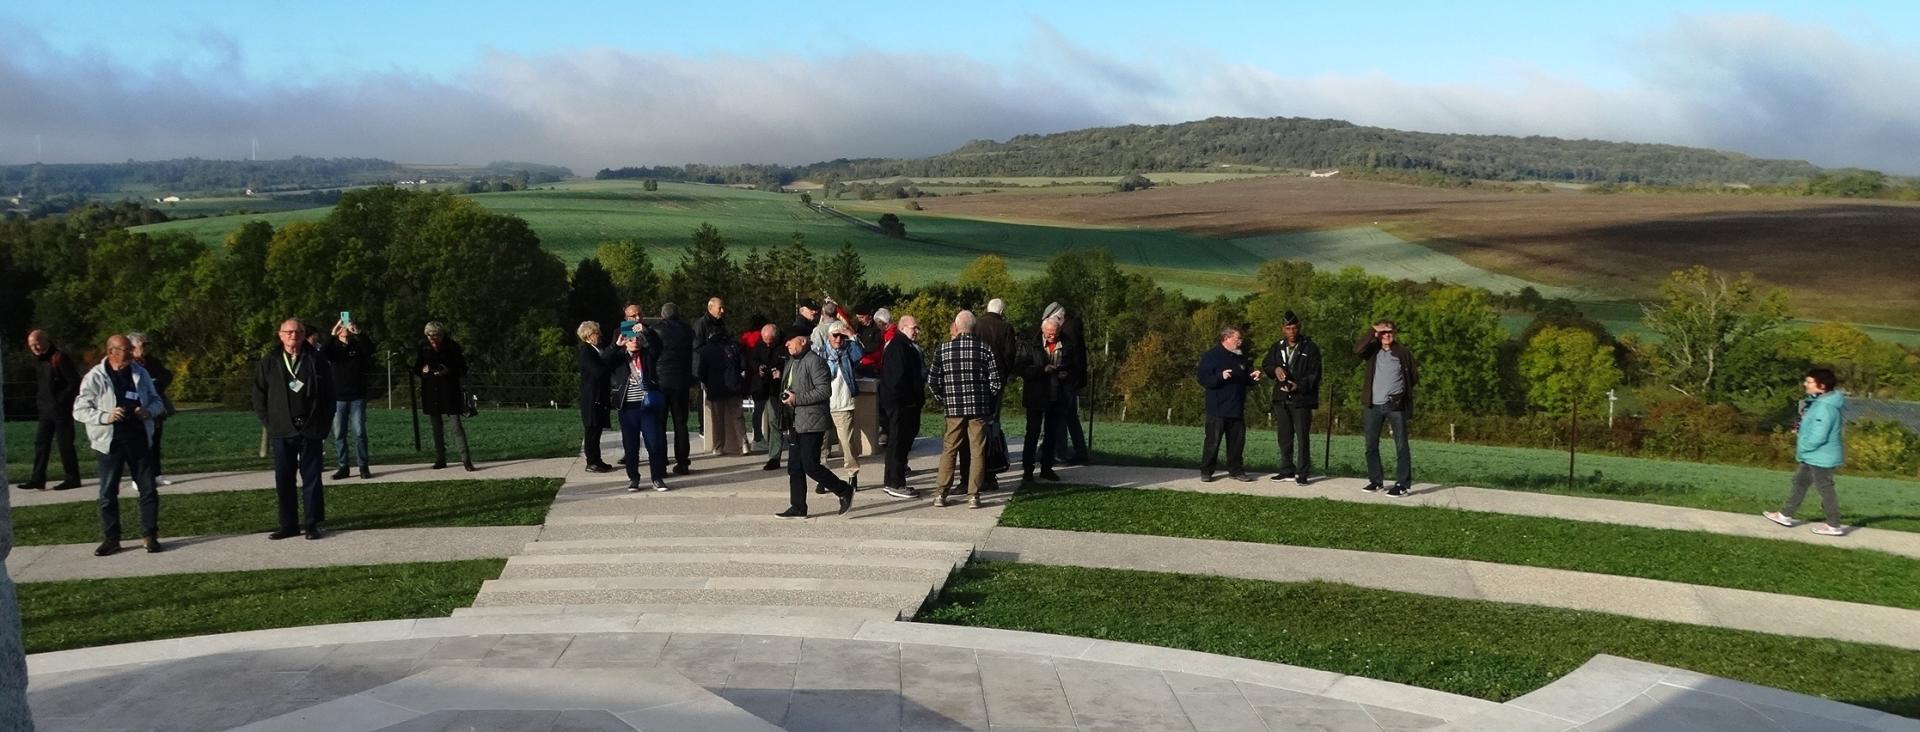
[3,1,1919,173]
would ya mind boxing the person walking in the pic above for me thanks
[255,318,333,540]
[416,321,474,472]
[320,321,375,480]
[774,334,855,517]
[1260,311,1322,485]
[1765,369,1851,536]
[696,329,748,456]
[18,330,81,491]
[879,315,925,498]
[576,320,616,473]
[746,323,788,471]
[127,331,177,486]
[1356,319,1417,496]
[650,303,696,474]
[607,325,671,492]
[1021,318,1071,483]
[1196,326,1260,482]
[928,311,1003,508]
[822,322,866,487]
[73,335,168,555]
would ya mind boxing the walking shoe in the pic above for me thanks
[1021,470,1035,484]
[268,529,299,540]
[653,480,671,492]
[143,536,164,553]
[673,464,691,476]
[431,461,447,470]
[1200,473,1218,483]
[1269,472,1294,482]
[157,476,175,486]
[1762,511,1796,528]
[932,492,949,508]
[774,507,808,518]
[1295,476,1311,486]
[1386,484,1409,497]
[584,463,612,474]
[463,460,478,472]
[626,481,643,492]
[304,527,324,540]
[815,485,829,494]
[94,540,120,557]
[1362,482,1383,492]
[763,458,782,471]
[838,490,854,515]
[52,479,80,491]
[1229,473,1255,483]
[968,497,983,509]
[1040,469,1062,482]
[1812,524,1848,536]
[360,467,373,479]
[882,485,916,499]
[332,466,350,481]
[14,481,43,491]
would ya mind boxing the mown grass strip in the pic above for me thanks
[11,478,560,545]
[918,562,1920,718]
[1000,483,1920,611]
[18,559,505,654]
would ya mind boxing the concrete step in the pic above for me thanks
[535,515,994,544]
[470,575,934,616]
[497,552,960,583]
[450,603,902,621]
[517,536,978,560]
[545,493,963,518]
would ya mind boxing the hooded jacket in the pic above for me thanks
[1796,390,1847,469]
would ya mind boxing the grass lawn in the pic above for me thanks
[5,407,582,479]
[1061,420,1920,532]
[10,478,559,545]
[17,559,504,654]
[920,562,1920,718]
[1001,483,1920,610]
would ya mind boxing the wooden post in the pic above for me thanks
[1567,399,1580,490]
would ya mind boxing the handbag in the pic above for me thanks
[982,417,1011,474]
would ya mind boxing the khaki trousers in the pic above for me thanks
[702,396,746,456]
[936,416,988,498]
[829,410,862,479]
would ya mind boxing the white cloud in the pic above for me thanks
[1,14,1916,173]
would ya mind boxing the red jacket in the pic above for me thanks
[857,324,894,375]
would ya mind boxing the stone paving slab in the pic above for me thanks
[6,526,538,582]
[982,526,1920,651]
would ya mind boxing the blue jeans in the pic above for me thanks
[334,399,369,469]
[97,429,159,540]
[620,402,668,483]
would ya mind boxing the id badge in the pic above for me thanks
[123,391,139,401]
[288,378,305,393]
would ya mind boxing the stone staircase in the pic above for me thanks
[459,435,1001,621]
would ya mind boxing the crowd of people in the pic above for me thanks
[12,293,1860,557]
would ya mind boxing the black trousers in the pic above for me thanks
[31,413,80,484]
[665,387,691,468]
[1363,404,1413,487]
[788,430,850,513]
[1273,403,1313,476]
[270,435,326,532]
[97,429,159,540]
[884,401,922,488]
[583,423,606,466]
[1022,399,1069,472]
[1200,416,1246,477]
[1062,389,1088,462]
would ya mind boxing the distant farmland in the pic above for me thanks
[895,175,1920,327]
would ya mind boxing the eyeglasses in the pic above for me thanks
[1379,331,1396,335]
[278,329,301,335]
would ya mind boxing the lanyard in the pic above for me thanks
[282,352,300,379]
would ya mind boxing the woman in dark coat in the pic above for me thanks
[415,321,474,471]
[577,320,615,473]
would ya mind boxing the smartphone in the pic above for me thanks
[339,311,352,326]
[620,319,639,339]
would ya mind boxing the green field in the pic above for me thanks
[846,171,1284,186]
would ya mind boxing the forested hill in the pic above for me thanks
[817,117,1825,185]
[1,158,574,199]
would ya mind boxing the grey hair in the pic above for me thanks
[954,310,977,334]
[126,331,150,348]
[986,298,1006,314]
[873,307,892,324]
[576,320,601,341]
[1218,325,1242,342]
[660,302,679,319]
[424,321,447,337]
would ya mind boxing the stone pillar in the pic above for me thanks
[0,348,34,730]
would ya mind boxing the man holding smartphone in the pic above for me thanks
[1356,319,1418,496]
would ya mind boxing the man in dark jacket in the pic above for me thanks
[775,335,854,518]
[1021,319,1072,483]
[787,301,819,345]
[973,299,1018,388]
[576,320,615,473]
[928,311,1004,508]
[879,315,926,497]
[20,329,82,491]
[649,303,696,474]
[1057,309,1091,464]
[1356,319,1418,495]
[746,323,787,471]
[696,329,747,456]
[254,318,334,540]
[321,320,376,480]
[1196,326,1260,482]
[416,322,473,471]
[1260,311,1323,485]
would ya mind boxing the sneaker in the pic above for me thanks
[1228,473,1255,483]
[332,467,350,481]
[1762,511,1796,528]
[653,480,671,492]
[626,481,643,492]
[1386,485,1409,497]
[584,463,612,474]
[968,497,983,509]
[1812,524,1848,536]
[932,493,950,508]
[1362,482,1383,493]
[157,476,175,486]
[1268,473,1293,482]
[143,536,164,553]
[1200,473,1219,483]
[882,485,916,499]
[1295,476,1311,487]
[94,540,120,556]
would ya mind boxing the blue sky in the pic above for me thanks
[4,2,1919,171]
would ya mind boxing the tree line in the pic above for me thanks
[5,188,1918,475]
[1,158,576,214]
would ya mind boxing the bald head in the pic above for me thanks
[897,315,920,341]
[105,334,132,369]
[26,329,49,356]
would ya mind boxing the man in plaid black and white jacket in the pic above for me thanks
[927,310,1003,508]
